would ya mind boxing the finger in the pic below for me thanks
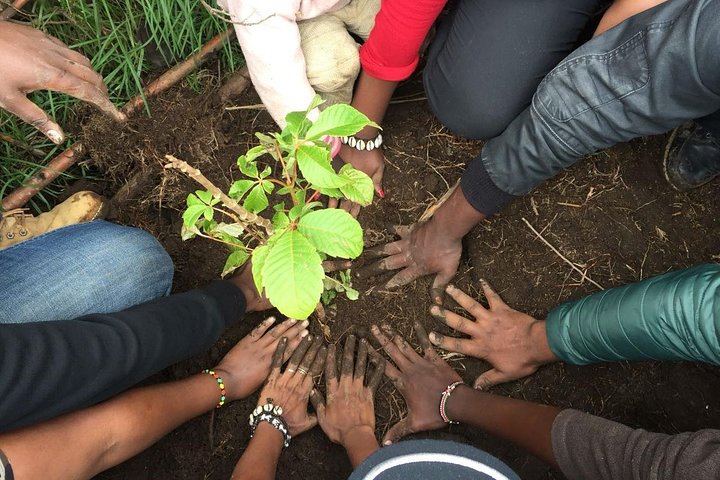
[249,316,276,340]
[3,96,65,144]
[382,417,411,445]
[350,202,361,218]
[429,306,477,337]
[271,337,288,373]
[267,319,308,343]
[354,338,368,380]
[413,320,440,360]
[46,70,125,122]
[341,334,357,378]
[310,388,326,414]
[328,197,339,209]
[392,331,421,363]
[430,271,454,305]
[474,368,517,390]
[303,345,327,389]
[480,279,507,310]
[445,284,488,319]
[286,334,313,374]
[371,324,411,369]
[297,336,323,378]
[50,56,107,94]
[284,328,310,362]
[355,253,408,280]
[340,199,353,214]
[384,266,422,290]
[41,35,93,68]
[322,259,352,272]
[367,353,386,393]
[362,240,404,260]
[392,225,412,238]
[428,331,475,356]
[325,343,338,388]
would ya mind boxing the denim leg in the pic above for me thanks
[423,0,607,140]
[0,220,173,323]
[471,0,720,201]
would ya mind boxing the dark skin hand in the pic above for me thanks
[370,321,462,444]
[0,22,125,144]
[310,335,386,468]
[429,281,558,389]
[358,186,485,304]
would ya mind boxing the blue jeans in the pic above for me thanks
[0,220,173,323]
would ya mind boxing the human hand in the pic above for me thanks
[371,322,463,445]
[328,145,385,217]
[213,317,310,401]
[258,334,327,436]
[311,335,385,446]
[429,281,558,389]
[0,22,125,144]
[358,221,462,304]
[230,259,352,312]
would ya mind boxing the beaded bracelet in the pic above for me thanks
[439,381,465,424]
[249,400,291,448]
[202,369,226,408]
[340,132,383,152]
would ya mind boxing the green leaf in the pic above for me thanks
[237,155,259,178]
[256,132,275,146]
[338,164,374,206]
[181,224,199,241]
[203,206,214,221]
[222,249,249,277]
[321,187,343,199]
[182,204,207,227]
[296,144,348,189]
[243,184,269,213]
[246,145,268,163]
[261,180,274,194]
[306,104,378,139]
[297,209,363,258]
[251,244,271,294]
[195,190,218,206]
[284,111,311,137]
[187,193,203,207]
[261,230,324,319]
[272,210,290,230]
[344,286,360,300]
[306,94,325,113]
[289,204,304,221]
[215,222,245,237]
[228,179,255,200]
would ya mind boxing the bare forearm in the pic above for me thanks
[231,423,284,480]
[446,386,561,467]
[594,0,667,36]
[350,72,397,137]
[430,185,486,240]
[0,374,219,480]
[342,427,379,468]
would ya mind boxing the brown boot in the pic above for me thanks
[0,191,108,250]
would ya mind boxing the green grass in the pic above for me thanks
[0,0,242,212]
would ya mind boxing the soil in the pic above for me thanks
[75,76,720,479]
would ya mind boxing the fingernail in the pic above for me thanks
[446,284,455,292]
[267,316,276,324]
[288,318,297,324]
[370,325,379,332]
[47,129,63,144]
[383,440,392,446]
[302,320,310,328]
[429,332,438,343]
[430,306,441,316]
[300,330,309,338]
[378,188,385,199]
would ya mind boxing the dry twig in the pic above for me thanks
[522,217,604,290]
[0,0,30,20]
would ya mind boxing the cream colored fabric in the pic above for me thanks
[220,0,380,126]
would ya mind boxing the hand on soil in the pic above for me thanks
[311,336,384,446]
[213,317,310,401]
[429,281,559,390]
[358,221,462,304]
[370,322,463,445]
[258,335,327,436]
[0,23,125,144]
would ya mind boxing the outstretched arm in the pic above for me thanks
[0,318,309,480]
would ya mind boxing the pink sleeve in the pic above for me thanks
[360,0,448,81]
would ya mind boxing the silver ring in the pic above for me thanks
[297,367,309,376]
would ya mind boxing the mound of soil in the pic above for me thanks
[79,80,720,480]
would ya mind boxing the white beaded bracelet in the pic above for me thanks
[340,133,383,151]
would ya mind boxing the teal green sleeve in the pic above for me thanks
[546,264,720,365]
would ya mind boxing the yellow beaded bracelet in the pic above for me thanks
[202,369,226,408]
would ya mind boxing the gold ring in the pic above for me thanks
[297,367,309,375]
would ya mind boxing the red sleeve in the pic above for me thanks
[360,0,448,81]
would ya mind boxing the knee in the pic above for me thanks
[111,226,174,297]
[301,19,360,95]
[425,72,519,140]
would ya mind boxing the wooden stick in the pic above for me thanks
[218,66,251,102]
[122,28,234,116]
[164,155,274,236]
[418,179,459,223]
[0,0,31,20]
[1,143,85,211]
[521,217,605,290]
[2,28,235,210]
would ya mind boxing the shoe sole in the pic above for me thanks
[662,127,682,191]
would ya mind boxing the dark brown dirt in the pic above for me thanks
[80,78,720,480]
